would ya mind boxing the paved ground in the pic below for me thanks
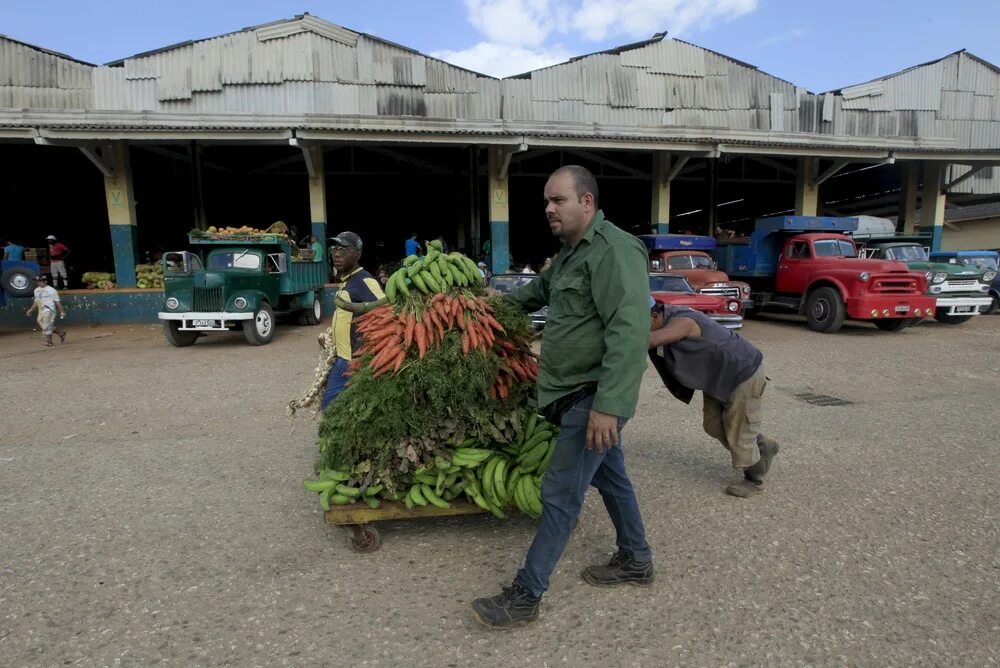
[1,315,998,666]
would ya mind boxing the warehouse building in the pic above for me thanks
[2,13,1000,321]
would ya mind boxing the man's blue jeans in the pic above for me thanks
[516,394,652,598]
[321,357,351,409]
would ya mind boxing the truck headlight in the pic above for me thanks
[984,270,997,282]
[234,297,248,310]
[932,272,947,284]
[165,297,179,310]
[859,271,870,281]
[727,300,739,312]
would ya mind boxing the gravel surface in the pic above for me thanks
[1,316,998,666]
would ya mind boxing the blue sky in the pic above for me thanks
[2,0,998,91]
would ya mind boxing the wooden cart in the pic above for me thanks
[325,500,488,553]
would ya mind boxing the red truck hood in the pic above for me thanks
[675,268,731,288]
[652,291,725,313]
[814,257,914,274]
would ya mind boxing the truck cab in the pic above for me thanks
[636,234,751,310]
[711,216,936,333]
[158,234,325,346]
[856,237,994,324]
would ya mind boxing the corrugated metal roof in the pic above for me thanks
[607,66,638,108]
[501,79,532,119]
[620,39,707,76]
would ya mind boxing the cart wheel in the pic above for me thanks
[345,524,381,553]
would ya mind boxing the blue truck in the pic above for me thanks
[710,216,936,333]
[157,234,326,346]
[1,259,43,307]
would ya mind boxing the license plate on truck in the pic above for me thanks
[894,305,910,313]
[192,319,216,327]
[954,306,972,313]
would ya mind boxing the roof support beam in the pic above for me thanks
[745,155,796,176]
[664,156,690,182]
[943,164,987,193]
[79,145,115,178]
[497,142,528,180]
[815,160,849,185]
[363,145,453,174]
[564,148,649,179]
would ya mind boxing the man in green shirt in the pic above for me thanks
[472,165,654,629]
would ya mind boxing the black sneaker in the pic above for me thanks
[745,434,779,484]
[581,550,654,587]
[471,581,541,629]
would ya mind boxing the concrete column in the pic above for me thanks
[898,162,919,233]
[650,154,671,234]
[103,142,139,288]
[306,146,327,245]
[794,157,819,216]
[920,161,947,251]
[487,147,509,274]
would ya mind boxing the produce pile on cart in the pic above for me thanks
[189,221,291,242]
[134,264,164,289]
[294,241,558,525]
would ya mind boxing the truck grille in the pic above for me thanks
[871,275,919,294]
[193,287,223,311]
[942,279,978,289]
[699,287,741,299]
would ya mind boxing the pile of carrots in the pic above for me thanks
[351,292,537,389]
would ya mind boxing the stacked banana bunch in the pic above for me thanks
[303,414,558,518]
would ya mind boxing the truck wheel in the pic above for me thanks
[2,266,36,297]
[163,321,198,347]
[243,303,275,345]
[985,293,999,315]
[872,318,913,332]
[933,309,974,325]
[298,295,321,326]
[805,287,845,333]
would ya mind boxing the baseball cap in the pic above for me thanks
[46,235,57,241]
[477,261,487,268]
[330,231,362,250]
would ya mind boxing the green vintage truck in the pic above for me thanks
[855,235,994,325]
[158,234,326,346]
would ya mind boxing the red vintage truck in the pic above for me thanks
[709,216,937,333]
[636,234,751,312]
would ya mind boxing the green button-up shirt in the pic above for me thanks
[506,210,650,418]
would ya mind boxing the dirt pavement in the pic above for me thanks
[1,316,998,666]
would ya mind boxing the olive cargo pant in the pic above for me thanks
[702,366,767,470]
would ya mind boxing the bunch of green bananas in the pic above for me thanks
[385,241,484,302]
[302,468,386,510]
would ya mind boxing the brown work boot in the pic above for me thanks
[745,434,779,484]
[725,480,763,497]
[581,550,655,587]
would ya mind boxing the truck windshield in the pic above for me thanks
[956,256,999,270]
[885,245,928,262]
[665,254,713,270]
[208,252,261,270]
[813,239,856,258]
[649,275,694,293]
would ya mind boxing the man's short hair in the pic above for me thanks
[552,165,599,208]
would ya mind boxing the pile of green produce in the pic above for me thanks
[304,410,556,518]
[135,264,164,289]
[300,241,557,518]
[81,272,116,290]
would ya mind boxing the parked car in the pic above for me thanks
[929,250,1000,315]
[649,273,743,329]
[488,273,548,329]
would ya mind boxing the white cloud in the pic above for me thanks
[432,42,573,78]
[434,0,758,77]
[755,27,807,49]
[573,0,758,41]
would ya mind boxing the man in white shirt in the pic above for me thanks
[25,275,66,347]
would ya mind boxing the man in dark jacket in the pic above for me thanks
[648,299,779,497]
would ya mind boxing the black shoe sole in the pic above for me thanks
[580,570,655,588]
[471,606,539,630]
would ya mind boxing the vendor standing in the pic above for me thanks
[321,232,386,409]
[46,235,70,289]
